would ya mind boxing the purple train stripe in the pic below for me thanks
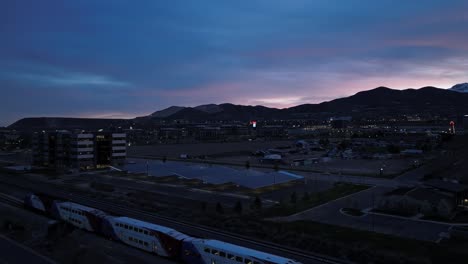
[83,210,106,233]
[180,239,204,264]
[101,217,120,241]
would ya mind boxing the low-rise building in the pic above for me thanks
[33,130,126,170]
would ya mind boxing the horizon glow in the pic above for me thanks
[1,0,468,126]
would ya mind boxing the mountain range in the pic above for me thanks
[450,83,468,93]
[8,83,468,131]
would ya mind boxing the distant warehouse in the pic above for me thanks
[33,130,126,171]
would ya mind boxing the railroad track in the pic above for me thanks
[0,175,351,264]
[0,192,23,207]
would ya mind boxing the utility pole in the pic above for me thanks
[146,161,149,176]
[371,190,375,232]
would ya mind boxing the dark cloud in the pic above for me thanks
[1,0,468,125]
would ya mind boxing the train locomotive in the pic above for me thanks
[24,193,302,264]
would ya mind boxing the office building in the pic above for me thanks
[33,130,126,170]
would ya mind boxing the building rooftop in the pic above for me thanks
[124,159,304,189]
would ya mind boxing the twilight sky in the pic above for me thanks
[1,0,468,126]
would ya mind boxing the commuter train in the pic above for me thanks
[24,193,302,264]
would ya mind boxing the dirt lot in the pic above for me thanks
[308,158,417,176]
[128,140,293,158]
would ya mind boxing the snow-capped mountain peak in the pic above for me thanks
[450,83,468,93]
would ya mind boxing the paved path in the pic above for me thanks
[276,165,452,242]
[277,187,450,241]
[0,234,56,264]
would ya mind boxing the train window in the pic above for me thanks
[220,252,226,257]
[244,259,253,264]
[124,225,128,229]
[204,248,210,253]
[236,256,243,262]
[228,254,235,260]
[144,242,148,246]
[254,262,260,264]
[144,230,148,235]
[212,249,219,255]
[129,237,133,241]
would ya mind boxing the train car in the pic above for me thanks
[24,195,302,264]
[182,239,302,264]
[102,216,190,258]
[54,201,108,232]
[23,193,56,214]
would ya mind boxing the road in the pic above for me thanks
[0,234,56,264]
[84,173,274,207]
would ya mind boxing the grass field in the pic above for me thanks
[261,183,369,217]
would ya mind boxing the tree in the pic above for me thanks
[302,191,310,201]
[319,138,330,147]
[386,144,400,154]
[290,191,297,204]
[216,202,224,214]
[338,140,350,150]
[253,196,262,210]
[245,160,251,169]
[273,163,279,172]
[234,201,243,215]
